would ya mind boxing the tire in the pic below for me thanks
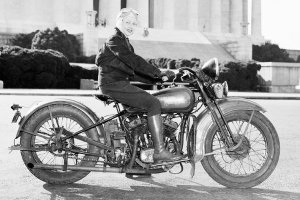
[201,110,280,188]
[20,104,100,184]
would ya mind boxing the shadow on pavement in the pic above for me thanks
[43,176,299,200]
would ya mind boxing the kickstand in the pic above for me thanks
[63,152,68,171]
[190,159,195,178]
[189,154,204,178]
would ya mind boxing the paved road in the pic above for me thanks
[0,95,299,200]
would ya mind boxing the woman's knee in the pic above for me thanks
[148,98,161,116]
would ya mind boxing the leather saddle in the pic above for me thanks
[94,94,145,113]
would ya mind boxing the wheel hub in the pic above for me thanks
[227,135,251,160]
[48,132,73,155]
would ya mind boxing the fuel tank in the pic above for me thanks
[153,87,195,113]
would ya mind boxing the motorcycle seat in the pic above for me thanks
[94,94,116,104]
[95,94,145,113]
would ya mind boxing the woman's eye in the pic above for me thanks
[124,21,137,26]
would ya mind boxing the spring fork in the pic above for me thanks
[206,102,234,146]
[213,102,235,144]
[198,82,235,146]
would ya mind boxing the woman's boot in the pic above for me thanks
[148,115,182,163]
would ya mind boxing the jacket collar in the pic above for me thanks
[115,27,127,40]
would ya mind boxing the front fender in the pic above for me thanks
[194,97,266,160]
[15,98,102,139]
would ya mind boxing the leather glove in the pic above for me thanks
[160,70,175,82]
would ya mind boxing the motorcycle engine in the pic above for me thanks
[110,130,127,164]
[104,114,179,164]
[104,120,128,166]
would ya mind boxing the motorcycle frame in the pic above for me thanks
[59,100,194,157]
[12,68,266,169]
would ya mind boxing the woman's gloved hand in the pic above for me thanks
[160,70,175,82]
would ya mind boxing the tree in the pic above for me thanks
[10,31,38,49]
[0,46,75,88]
[252,42,295,62]
[31,27,81,62]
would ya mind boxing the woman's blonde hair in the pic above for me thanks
[116,8,139,21]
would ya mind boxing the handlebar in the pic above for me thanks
[178,67,197,75]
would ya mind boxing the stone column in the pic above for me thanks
[82,0,99,56]
[188,0,199,31]
[241,0,249,36]
[83,10,98,56]
[153,0,164,28]
[231,0,243,35]
[210,0,222,33]
[127,0,149,28]
[80,0,94,25]
[138,0,150,28]
[251,0,262,37]
[99,0,121,27]
[163,0,175,29]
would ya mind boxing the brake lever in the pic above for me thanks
[180,71,197,84]
[180,71,191,82]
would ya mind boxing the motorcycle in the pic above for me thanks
[9,58,280,188]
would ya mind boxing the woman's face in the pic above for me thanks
[120,13,138,37]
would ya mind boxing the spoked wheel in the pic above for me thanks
[20,104,100,184]
[201,110,280,188]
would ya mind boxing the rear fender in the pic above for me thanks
[194,97,266,160]
[15,99,103,139]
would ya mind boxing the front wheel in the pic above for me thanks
[201,110,280,188]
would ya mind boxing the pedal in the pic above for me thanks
[8,144,21,151]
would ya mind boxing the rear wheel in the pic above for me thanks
[201,110,280,188]
[20,104,100,184]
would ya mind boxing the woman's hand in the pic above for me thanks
[160,70,175,82]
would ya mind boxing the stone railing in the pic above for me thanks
[258,62,300,93]
[76,62,300,93]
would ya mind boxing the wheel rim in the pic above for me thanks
[211,119,268,177]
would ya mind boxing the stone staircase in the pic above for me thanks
[96,28,235,63]
[130,40,235,62]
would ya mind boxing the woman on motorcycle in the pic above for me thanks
[95,8,182,163]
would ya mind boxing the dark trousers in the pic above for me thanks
[100,81,161,117]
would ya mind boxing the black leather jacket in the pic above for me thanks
[96,28,161,86]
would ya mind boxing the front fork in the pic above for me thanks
[207,100,255,150]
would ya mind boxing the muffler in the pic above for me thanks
[27,163,123,173]
[27,163,162,174]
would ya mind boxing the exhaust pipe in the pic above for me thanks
[27,163,123,173]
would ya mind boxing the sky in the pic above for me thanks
[261,0,300,50]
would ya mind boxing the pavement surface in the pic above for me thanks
[0,91,300,200]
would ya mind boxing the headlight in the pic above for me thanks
[211,81,229,98]
[201,58,219,80]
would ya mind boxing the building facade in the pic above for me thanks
[0,0,265,61]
